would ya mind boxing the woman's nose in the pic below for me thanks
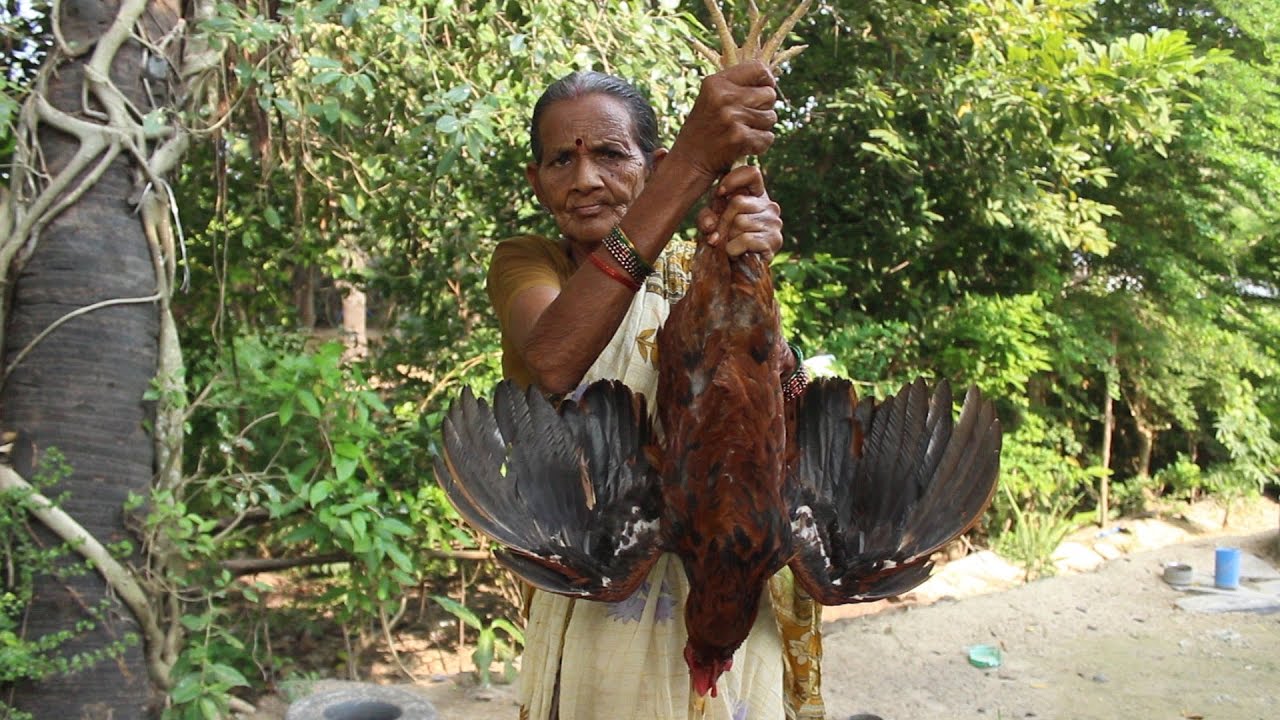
[571,158,604,189]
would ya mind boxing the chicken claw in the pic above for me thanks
[691,0,814,71]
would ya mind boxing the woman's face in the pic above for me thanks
[526,93,656,247]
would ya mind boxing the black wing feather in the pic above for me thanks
[787,377,1002,605]
[435,379,664,601]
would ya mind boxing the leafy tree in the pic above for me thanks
[767,0,1220,520]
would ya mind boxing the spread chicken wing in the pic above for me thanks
[786,377,1002,605]
[434,379,664,601]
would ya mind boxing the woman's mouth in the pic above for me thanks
[571,203,607,217]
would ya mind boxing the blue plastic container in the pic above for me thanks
[1214,546,1242,590]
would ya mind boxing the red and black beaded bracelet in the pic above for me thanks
[783,342,809,401]
[603,225,653,285]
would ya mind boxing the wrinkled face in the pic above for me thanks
[526,94,655,247]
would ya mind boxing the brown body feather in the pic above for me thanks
[657,244,793,682]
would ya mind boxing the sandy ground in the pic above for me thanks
[820,530,1279,720]
[258,497,1280,720]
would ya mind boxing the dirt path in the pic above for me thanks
[259,498,1279,720]
[820,530,1279,720]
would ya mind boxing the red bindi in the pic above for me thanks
[575,138,583,147]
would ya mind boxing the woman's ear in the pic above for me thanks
[649,148,670,176]
[525,163,546,206]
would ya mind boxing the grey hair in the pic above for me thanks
[529,71,660,169]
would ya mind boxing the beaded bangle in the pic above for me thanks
[783,342,809,401]
[587,251,641,292]
[783,364,809,401]
[604,225,654,283]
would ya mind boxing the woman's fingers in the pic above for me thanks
[672,61,779,178]
[715,165,768,199]
[703,194,782,257]
[719,60,778,92]
[723,229,780,258]
[717,194,780,235]
[700,164,782,257]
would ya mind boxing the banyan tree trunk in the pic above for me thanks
[0,0,192,716]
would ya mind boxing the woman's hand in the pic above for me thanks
[670,62,778,180]
[696,165,783,259]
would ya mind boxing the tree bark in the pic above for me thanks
[1101,381,1114,527]
[1135,421,1155,481]
[1099,334,1118,528]
[1,1,185,716]
[338,237,369,361]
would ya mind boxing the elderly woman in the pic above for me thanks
[486,62,822,720]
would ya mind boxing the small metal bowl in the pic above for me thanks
[1163,562,1194,585]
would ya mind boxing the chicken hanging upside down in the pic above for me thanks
[436,248,1002,698]
[434,0,1002,703]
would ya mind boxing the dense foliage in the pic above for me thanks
[3,0,1276,714]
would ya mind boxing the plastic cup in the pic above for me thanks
[1214,547,1241,589]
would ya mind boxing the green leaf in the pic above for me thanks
[472,628,495,686]
[169,674,202,704]
[322,98,340,123]
[278,395,294,426]
[309,480,333,506]
[430,595,483,630]
[491,618,525,644]
[339,194,361,220]
[333,441,362,459]
[208,663,250,688]
[378,517,412,537]
[436,148,459,175]
[273,97,300,118]
[179,614,210,632]
[435,114,460,134]
[314,70,344,86]
[297,389,321,418]
[307,56,343,70]
[384,543,413,573]
[334,457,358,483]
[198,696,222,720]
[445,85,471,104]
